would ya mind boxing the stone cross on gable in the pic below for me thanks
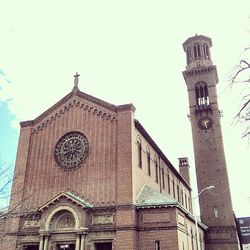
[74,72,80,88]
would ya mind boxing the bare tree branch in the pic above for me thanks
[229,43,250,138]
[230,60,250,84]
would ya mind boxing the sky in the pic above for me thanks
[0,0,250,217]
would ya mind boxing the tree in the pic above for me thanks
[0,160,14,212]
[0,159,33,248]
[230,46,250,137]
[0,160,14,247]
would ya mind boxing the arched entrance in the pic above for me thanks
[39,206,87,250]
[49,209,76,250]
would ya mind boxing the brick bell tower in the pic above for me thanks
[182,35,239,249]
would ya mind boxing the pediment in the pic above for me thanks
[20,89,135,133]
[38,191,93,212]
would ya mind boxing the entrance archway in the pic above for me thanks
[42,207,82,249]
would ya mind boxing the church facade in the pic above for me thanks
[1,35,238,250]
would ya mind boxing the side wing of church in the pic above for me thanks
[1,81,205,250]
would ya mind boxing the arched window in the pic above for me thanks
[185,193,187,209]
[188,196,192,212]
[137,138,142,168]
[194,44,201,59]
[204,85,208,99]
[187,47,191,64]
[197,44,201,58]
[199,86,204,99]
[203,44,210,59]
[154,158,159,183]
[167,173,171,194]
[200,233,203,250]
[162,167,165,189]
[147,148,151,176]
[195,81,209,107]
[173,180,175,198]
[191,229,194,250]
[177,185,180,202]
[194,45,197,59]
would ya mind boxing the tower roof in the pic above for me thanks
[183,34,212,50]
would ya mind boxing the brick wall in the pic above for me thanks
[18,96,118,210]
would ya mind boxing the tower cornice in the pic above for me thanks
[182,65,218,83]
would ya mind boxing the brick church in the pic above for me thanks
[1,35,239,249]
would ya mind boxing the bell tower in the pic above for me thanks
[182,35,239,249]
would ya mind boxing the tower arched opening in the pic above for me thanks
[195,81,210,108]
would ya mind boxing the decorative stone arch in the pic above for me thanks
[38,204,88,250]
[45,205,80,231]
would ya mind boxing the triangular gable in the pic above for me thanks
[20,89,135,131]
[136,184,178,208]
[20,89,119,128]
[38,191,93,212]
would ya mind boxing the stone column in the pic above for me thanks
[80,234,86,250]
[39,235,44,250]
[43,235,49,250]
[75,234,81,250]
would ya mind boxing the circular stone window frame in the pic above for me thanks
[54,131,89,170]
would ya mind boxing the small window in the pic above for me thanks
[155,240,160,250]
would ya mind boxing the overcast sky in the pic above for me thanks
[0,0,250,216]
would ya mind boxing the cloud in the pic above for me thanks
[0,73,18,128]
